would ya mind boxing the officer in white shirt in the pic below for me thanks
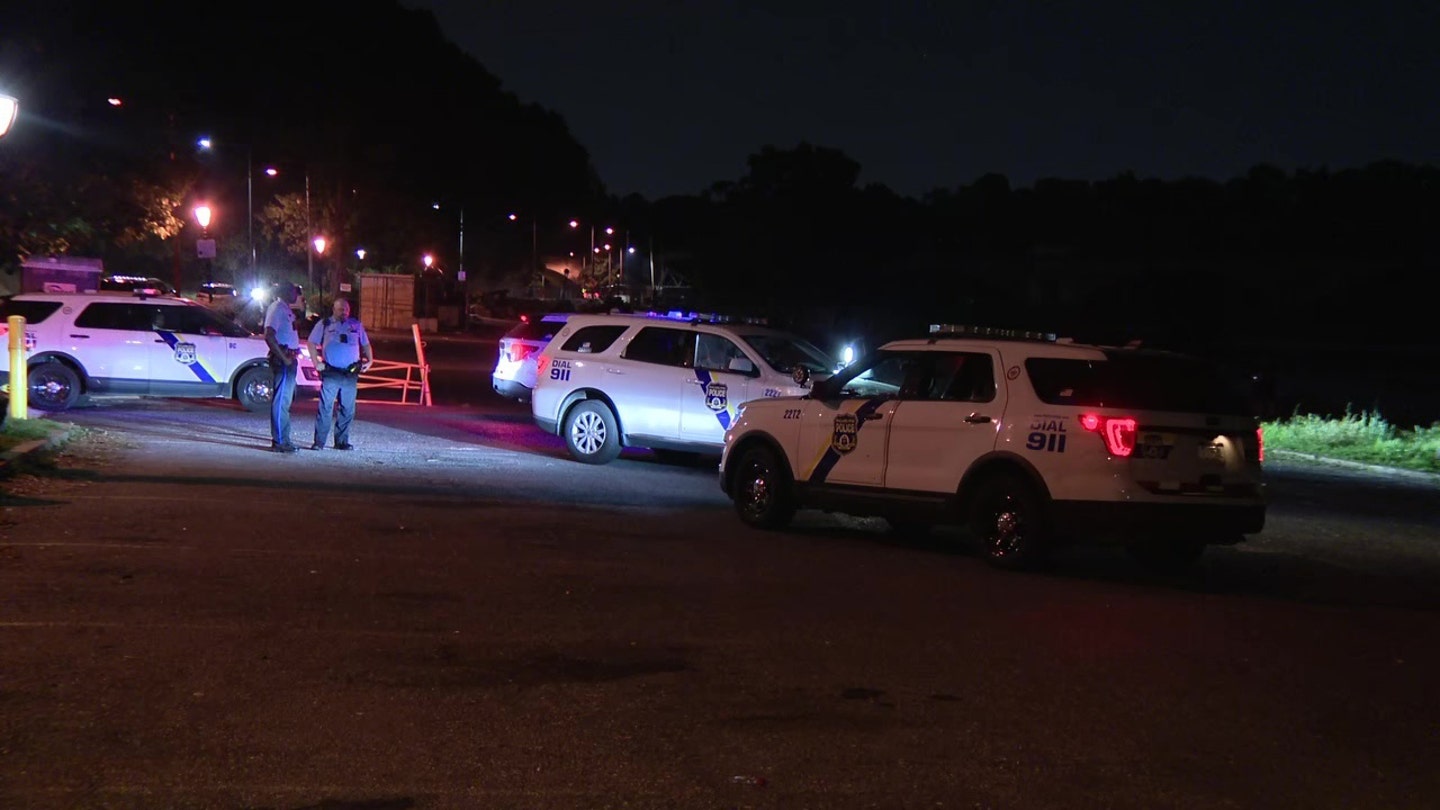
[262,283,303,453]
[307,298,373,450]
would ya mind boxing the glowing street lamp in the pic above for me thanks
[355,248,366,261]
[422,253,434,269]
[0,94,18,139]
[193,205,213,230]
[313,236,327,255]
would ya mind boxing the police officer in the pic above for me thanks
[307,298,373,450]
[263,283,303,453]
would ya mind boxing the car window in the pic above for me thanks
[156,305,251,337]
[739,332,835,374]
[73,302,160,331]
[1025,353,1250,414]
[504,317,569,342]
[623,326,695,367]
[560,325,627,354]
[695,332,754,375]
[925,352,997,402]
[828,352,917,399]
[0,299,64,324]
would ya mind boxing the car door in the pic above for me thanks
[679,330,754,442]
[884,350,1004,493]
[794,353,913,487]
[149,304,231,395]
[69,301,151,392]
[611,326,695,441]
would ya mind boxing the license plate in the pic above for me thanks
[1136,433,1175,460]
[1198,443,1225,463]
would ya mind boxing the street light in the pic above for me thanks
[313,236,327,256]
[193,205,212,230]
[0,94,19,139]
[355,248,366,261]
[422,253,434,269]
[197,136,255,279]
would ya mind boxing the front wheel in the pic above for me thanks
[28,362,82,411]
[235,366,273,412]
[563,400,622,464]
[969,474,1051,569]
[732,444,796,529]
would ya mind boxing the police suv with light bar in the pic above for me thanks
[718,324,1266,571]
[531,311,838,464]
[0,290,319,412]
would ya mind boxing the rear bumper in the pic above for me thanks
[1051,499,1266,540]
[492,376,532,401]
[534,415,558,435]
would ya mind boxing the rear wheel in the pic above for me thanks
[28,362,82,411]
[970,473,1050,569]
[563,400,622,464]
[732,444,795,529]
[235,366,273,412]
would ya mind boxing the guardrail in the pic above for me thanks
[356,323,432,406]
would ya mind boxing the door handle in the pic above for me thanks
[686,379,705,385]
[605,367,623,374]
[861,412,885,421]
[68,334,90,339]
[964,413,991,424]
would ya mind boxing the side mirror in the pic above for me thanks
[728,356,755,374]
[792,366,811,387]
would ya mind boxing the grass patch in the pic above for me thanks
[0,418,77,455]
[1262,407,1440,473]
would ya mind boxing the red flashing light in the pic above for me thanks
[1256,426,1265,463]
[520,314,530,323]
[1079,413,1137,457]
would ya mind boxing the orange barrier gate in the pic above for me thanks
[355,323,432,406]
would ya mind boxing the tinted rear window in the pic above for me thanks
[1025,353,1251,414]
[503,318,568,342]
[560,325,627,354]
[0,299,64,324]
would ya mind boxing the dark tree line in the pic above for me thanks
[3,1,1437,349]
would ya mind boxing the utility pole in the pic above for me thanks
[305,173,313,292]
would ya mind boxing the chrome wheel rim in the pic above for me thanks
[985,496,1026,559]
[739,458,773,518]
[571,410,607,455]
[30,371,73,408]
[245,377,273,403]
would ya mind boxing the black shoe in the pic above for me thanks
[271,443,298,454]
[310,442,324,451]
[334,442,354,451]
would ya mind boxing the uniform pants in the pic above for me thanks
[314,369,359,447]
[269,359,298,446]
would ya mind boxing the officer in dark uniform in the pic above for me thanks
[307,298,373,450]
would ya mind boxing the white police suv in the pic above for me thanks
[0,290,319,412]
[718,325,1267,572]
[531,311,838,464]
[492,312,571,401]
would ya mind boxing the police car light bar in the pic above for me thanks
[641,310,770,326]
[928,324,1058,342]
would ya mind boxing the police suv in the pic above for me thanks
[531,311,838,464]
[718,325,1267,571]
[0,290,319,412]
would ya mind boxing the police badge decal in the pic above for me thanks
[831,412,859,454]
[705,382,728,412]
[173,342,198,365]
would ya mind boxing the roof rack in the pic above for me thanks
[928,324,1058,343]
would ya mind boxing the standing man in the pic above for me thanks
[308,298,373,451]
[263,283,303,453]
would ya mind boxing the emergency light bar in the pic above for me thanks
[928,324,1058,342]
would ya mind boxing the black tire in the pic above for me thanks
[235,366,274,412]
[731,444,796,529]
[563,400,622,464]
[1126,536,1207,574]
[27,362,82,411]
[969,473,1051,569]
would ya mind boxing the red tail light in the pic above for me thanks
[1078,413,1137,457]
[1256,426,1264,462]
[520,314,530,323]
[507,343,536,363]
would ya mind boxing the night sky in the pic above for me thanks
[409,1,1438,200]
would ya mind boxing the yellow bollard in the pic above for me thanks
[7,315,26,421]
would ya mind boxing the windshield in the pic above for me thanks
[740,332,836,374]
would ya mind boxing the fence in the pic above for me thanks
[355,323,432,406]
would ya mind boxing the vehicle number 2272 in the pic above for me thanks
[549,359,573,381]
